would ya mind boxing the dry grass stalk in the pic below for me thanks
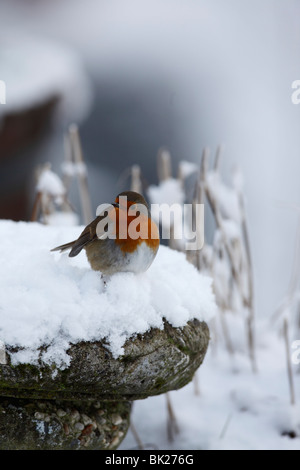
[62,133,73,195]
[30,164,54,223]
[154,146,256,381]
[166,392,180,442]
[30,161,76,224]
[219,309,235,357]
[205,189,244,297]
[272,218,300,332]
[186,147,209,269]
[193,372,201,396]
[202,148,257,372]
[157,147,172,181]
[283,317,296,406]
[68,124,93,225]
[156,147,177,249]
[30,191,42,222]
[194,147,210,270]
[131,164,143,194]
[213,144,224,172]
[130,421,145,450]
[219,412,233,439]
[237,184,257,373]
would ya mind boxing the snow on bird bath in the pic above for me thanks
[0,220,216,369]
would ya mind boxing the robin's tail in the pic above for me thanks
[51,240,76,254]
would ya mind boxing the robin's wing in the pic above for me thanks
[51,216,105,257]
[52,206,117,257]
[69,205,118,257]
[51,240,77,253]
[68,215,103,257]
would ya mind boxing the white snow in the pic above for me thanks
[178,160,198,179]
[206,171,241,223]
[0,220,216,369]
[45,212,79,227]
[61,161,88,177]
[0,36,92,121]
[0,340,6,365]
[36,168,66,198]
[120,323,300,451]
[147,179,186,231]
[148,179,185,207]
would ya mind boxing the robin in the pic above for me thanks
[51,191,160,275]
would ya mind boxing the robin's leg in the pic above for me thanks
[101,273,108,288]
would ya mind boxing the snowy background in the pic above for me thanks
[0,0,300,450]
[1,0,300,319]
[120,338,300,450]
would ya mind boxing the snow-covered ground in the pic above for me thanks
[1,0,300,322]
[0,0,300,452]
[0,220,215,368]
[0,219,299,450]
[120,324,300,450]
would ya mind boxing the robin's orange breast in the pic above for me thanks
[114,209,160,254]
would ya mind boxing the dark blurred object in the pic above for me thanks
[0,96,59,220]
[79,78,193,204]
[0,37,92,221]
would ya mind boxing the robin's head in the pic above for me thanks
[114,191,149,215]
[115,191,148,206]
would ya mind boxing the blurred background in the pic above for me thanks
[1,0,300,321]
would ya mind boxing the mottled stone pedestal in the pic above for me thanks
[0,320,209,450]
[0,397,130,450]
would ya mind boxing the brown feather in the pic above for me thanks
[68,215,104,257]
[51,192,156,264]
[51,214,105,257]
[50,241,76,253]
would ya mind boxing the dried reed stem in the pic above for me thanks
[30,191,42,222]
[188,147,209,269]
[68,124,93,225]
[213,144,224,172]
[219,309,235,357]
[166,393,179,441]
[238,191,257,373]
[131,164,143,194]
[157,147,172,181]
[219,413,233,439]
[283,317,296,406]
[193,372,201,396]
[205,185,244,298]
[204,148,257,372]
[272,218,300,327]
[130,421,145,450]
[62,133,73,196]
